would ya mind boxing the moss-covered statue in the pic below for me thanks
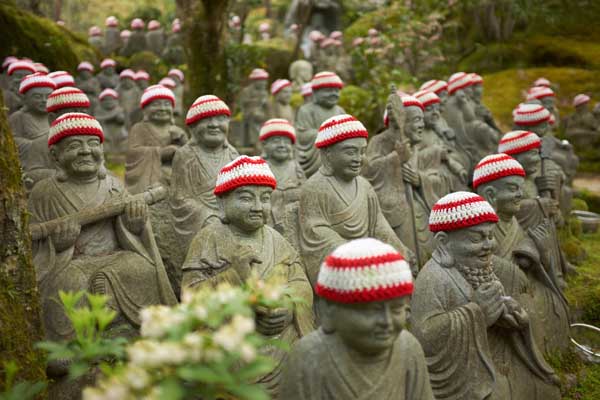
[295,71,345,177]
[411,191,561,400]
[103,16,121,55]
[116,69,142,130]
[97,58,119,90]
[146,20,165,56]
[120,18,148,57]
[75,62,101,113]
[3,60,35,115]
[269,79,295,123]
[88,26,104,52]
[181,155,314,397]
[473,154,570,355]
[289,60,313,92]
[565,94,600,148]
[280,238,434,400]
[299,114,415,286]
[239,68,270,149]
[162,21,185,65]
[95,89,127,158]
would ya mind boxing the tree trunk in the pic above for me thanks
[0,89,46,386]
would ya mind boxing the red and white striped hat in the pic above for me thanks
[429,191,498,232]
[120,30,131,39]
[309,30,325,42]
[419,79,448,95]
[534,77,551,88]
[315,238,413,303]
[2,56,17,70]
[148,20,161,31]
[19,72,56,94]
[33,63,49,74]
[498,130,541,155]
[472,154,526,189]
[100,58,117,69]
[270,79,292,95]
[330,30,343,39]
[470,73,483,84]
[119,69,136,80]
[131,18,145,30]
[316,114,368,148]
[249,68,269,80]
[48,71,75,89]
[448,72,473,94]
[135,70,150,81]
[168,68,184,82]
[573,94,591,107]
[77,61,94,72]
[526,86,554,101]
[89,26,102,36]
[172,23,181,33]
[513,103,551,126]
[46,87,90,112]
[8,60,35,76]
[99,88,119,100]
[159,77,176,88]
[320,38,335,49]
[259,118,296,143]
[383,95,424,127]
[105,16,118,27]
[413,90,441,107]
[140,84,175,109]
[259,22,270,33]
[301,83,313,97]
[48,112,103,146]
[214,155,277,196]
[186,95,231,126]
[311,71,344,91]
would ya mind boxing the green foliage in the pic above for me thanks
[116,51,170,82]
[338,85,381,134]
[576,190,600,213]
[0,362,45,400]
[571,198,589,212]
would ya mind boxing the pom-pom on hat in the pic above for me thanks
[513,103,551,126]
[148,20,161,30]
[526,86,554,101]
[48,71,75,89]
[414,90,441,107]
[214,155,277,196]
[46,87,90,112]
[301,83,313,97]
[249,68,269,80]
[472,154,526,189]
[134,70,150,81]
[140,84,175,109]
[2,56,17,70]
[534,77,551,88]
[429,191,498,232]
[315,238,413,303]
[77,61,94,72]
[99,88,119,100]
[131,18,145,30]
[186,95,231,126]
[311,71,344,91]
[498,130,541,155]
[105,16,118,27]
[448,72,473,94]
[100,58,117,69]
[8,61,35,76]
[573,94,591,107]
[259,118,296,143]
[48,112,103,146]
[119,69,136,80]
[158,77,176,88]
[19,72,56,94]
[270,79,292,95]
[419,79,448,95]
[315,114,368,148]
[168,68,184,82]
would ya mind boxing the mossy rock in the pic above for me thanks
[571,198,589,212]
[344,3,408,40]
[565,231,600,325]
[338,85,381,134]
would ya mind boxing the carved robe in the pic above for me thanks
[267,159,306,233]
[95,106,127,155]
[239,86,269,148]
[146,29,165,56]
[97,71,119,90]
[270,99,295,124]
[120,31,148,57]
[104,27,121,55]
[3,87,22,114]
[75,75,101,113]
[116,83,141,130]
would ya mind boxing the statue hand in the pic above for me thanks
[122,198,148,235]
[402,163,420,187]
[231,246,261,281]
[51,219,81,252]
[535,175,558,194]
[472,282,504,327]
[160,145,178,162]
[394,139,411,162]
[255,305,293,336]
[538,197,559,218]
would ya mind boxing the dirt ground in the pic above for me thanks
[574,174,600,195]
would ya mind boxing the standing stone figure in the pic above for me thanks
[134,70,150,91]
[120,18,148,57]
[146,20,165,56]
[4,60,36,114]
[270,79,295,123]
[116,69,142,130]
[565,94,599,148]
[88,26,104,52]
[95,89,127,158]
[239,68,270,148]
[97,59,119,90]
[75,62,101,113]
[162,22,185,65]
[527,86,560,132]
[288,60,313,92]
[167,69,185,121]
[104,16,121,55]
[469,73,501,133]
[181,156,314,397]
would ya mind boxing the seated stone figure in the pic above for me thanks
[565,94,600,148]
[146,20,165,56]
[104,16,121,55]
[28,112,177,341]
[120,18,148,57]
[167,69,185,122]
[420,79,448,111]
[288,59,313,91]
[269,79,295,123]
[4,60,36,115]
[299,114,414,286]
[411,191,560,400]
[473,154,570,354]
[280,238,434,400]
[239,68,270,148]
[527,86,561,133]
[134,70,150,91]
[116,69,142,130]
[295,71,345,177]
[181,156,314,397]
[75,62,101,113]
[162,23,185,65]
[97,59,119,90]
[95,89,127,159]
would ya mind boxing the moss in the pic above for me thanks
[290,92,304,110]
[338,85,381,134]
[571,198,589,212]
[117,51,169,82]
[575,190,600,213]
[344,3,408,40]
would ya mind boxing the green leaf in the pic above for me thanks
[68,362,90,380]
[227,384,270,400]
[177,366,225,384]
[158,378,184,400]
[236,361,274,382]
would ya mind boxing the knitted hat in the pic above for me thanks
[99,88,119,101]
[448,72,473,94]
[48,112,104,146]
[259,118,296,143]
[100,59,117,69]
[119,69,136,80]
[7,61,35,76]
[413,90,441,107]
[19,73,56,94]
[534,77,551,88]
[131,18,145,30]
[249,68,269,80]
[315,114,368,148]
[368,28,379,37]
[120,30,131,38]
[105,16,118,27]
[140,84,175,108]
[470,73,483,85]
[33,63,49,74]
[498,130,541,155]
[526,86,554,101]
[301,83,313,97]
[330,30,343,40]
[311,71,344,91]
[573,94,591,107]
[383,95,423,127]
[148,20,161,30]
[158,77,176,88]
[48,71,75,89]
[472,154,526,189]
[2,56,17,70]
[214,156,277,196]
[429,191,498,232]
[172,23,181,33]
[270,79,292,95]
[89,26,102,36]
[513,103,551,126]
[309,30,325,42]
[77,61,94,72]
[134,70,150,81]
[419,79,448,95]
[168,68,184,82]
[46,87,90,112]
[315,238,413,303]
[320,38,335,49]
[186,95,231,126]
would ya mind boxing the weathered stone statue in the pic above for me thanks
[29,112,177,343]
[239,68,270,148]
[134,70,150,91]
[146,20,165,56]
[565,94,600,148]
[88,26,104,52]
[527,86,560,132]
[411,191,561,400]
[75,62,101,113]
[289,60,313,91]
[167,69,185,121]
[120,29,131,48]
[473,154,570,354]
[181,155,314,397]
[420,79,448,111]
[299,114,414,285]
[280,238,434,400]
[162,23,185,65]
[97,59,119,90]
[116,69,142,130]
[104,16,121,55]
[270,79,295,123]
[295,71,345,177]
[4,60,35,115]
[1,56,17,91]
[95,89,127,158]
[300,83,312,104]
[125,85,187,194]
[120,18,148,57]
[469,73,501,133]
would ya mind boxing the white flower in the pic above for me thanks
[82,388,105,400]
[216,288,237,303]
[193,305,208,320]
[213,325,242,351]
[231,315,255,336]
[124,366,150,391]
[239,343,257,362]
[181,289,195,304]
[140,306,186,339]
[264,285,284,301]
[103,383,130,400]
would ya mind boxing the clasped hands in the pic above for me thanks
[472,281,528,329]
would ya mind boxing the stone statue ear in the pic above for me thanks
[481,185,497,207]
[217,196,229,224]
[433,232,454,268]
[319,298,336,334]
[434,231,448,245]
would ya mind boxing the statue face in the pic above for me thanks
[24,86,53,115]
[221,185,273,233]
[144,99,173,124]
[104,66,115,75]
[480,176,524,218]
[438,90,448,106]
[253,80,267,91]
[541,97,555,111]
[52,135,103,179]
[313,87,340,109]
[441,222,496,270]
[120,77,134,89]
[79,70,92,80]
[101,97,118,110]
[423,103,441,129]
[190,114,229,149]
[326,296,410,356]
[513,149,540,176]
[405,106,425,143]
[264,135,293,163]
[531,121,549,137]
[11,71,31,91]
[137,80,149,90]
[472,84,483,102]
[276,86,293,104]
[323,137,367,181]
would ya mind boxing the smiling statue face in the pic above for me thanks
[479,175,525,218]
[444,222,496,270]
[24,86,53,115]
[52,135,103,179]
[323,137,367,182]
[221,185,273,233]
[263,135,293,162]
[405,106,425,144]
[513,149,541,176]
[276,86,293,104]
[190,114,229,149]
[313,87,340,109]
[144,99,173,124]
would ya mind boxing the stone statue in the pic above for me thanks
[411,191,561,400]
[239,69,270,149]
[473,154,570,354]
[527,86,560,132]
[120,18,148,57]
[162,23,185,65]
[299,114,415,286]
[4,60,35,115]
[289,60,313,91]
[181,155,314,397]
[468,73,501,133]
[75,62,101,113]
[134,70,150,91]
[95,89,127,159]
[97,59,119,90]
[280,238,434,400]
[120,29,131,48]
[565,94,600,148]
[284,0,342,57]
[104,16,121,55]
[270,79,295,123]
[295,71,345,177]
[88,26,104,52]
[1,56,17,91]
[146,20,165,56]
[300,83,313,104]
[116,69,142,130]
[167,69,185,122]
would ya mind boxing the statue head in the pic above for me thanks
[414,91,442,129]
[447,72,472,101]
[498,130,543,177]
[46,87,91,123]
[419,80,448,108]
[99,89,119,111]
[289,60,313,84]
[77,62,94,80]
[311,71,343,109]
[271,79,293,105]
[135,70,150,90]
[317,238,413,357]
[168,69,184,86]
[186,95,231,149]
[259,118,296,163]
[402,96,425,144]
[19,73,56,115]
[215,156,277,233]
[317,114,369,182]
[513,103,550,136]
[573,94,591,112]
[119,69,136,89]
[7,61,36,92]
[141,85,175,125]
[248,68,269,92]
[469,74,483,103]
[100,59,117,75]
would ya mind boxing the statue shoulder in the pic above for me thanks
[29,176,59,203]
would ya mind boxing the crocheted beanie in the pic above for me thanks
[168,68,184,82]
[120,30,131,38]
[105,16,118,27]
[448,72,473,94]
[315,114,368,148]
[46,87,90,112]
[498,130,541,155]
[315,238,413,303]
[526,86,555,101]
[140,85,175,108]
[33,63,49,74]
[534,77,551,88]
[301,83,313,97]
[48,71,75,89]
[19,72,56,94]
[2,56,17,70]
[573,94,591,107]
[159,77,176,88]
[131,18,145,30]
[414,90,441,107]
[513,103,551,126]
[48,112,104,146]
[259,118,296,143]
[419,79,448,95]
[148,20,161,31]
[77,61,94,72]
[330,30,343,39]
[309,30,325,42]
[119,69,136,80]
[472,154,526,189]
[100,59,117,69]
[134,70,150,81]
[214,156,277,196]
[383,95,424,127]
[470,73,483,85]
[271,79,292,95]
[249,68,269,80]
[429,191,498,232]
[89,26,102,36]
[99,88,119,101]
[8,61,35,76]
[311,71,344,91]
[186,95,231,126]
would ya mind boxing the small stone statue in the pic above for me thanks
[1,56,17,91]
[167,69,185,121]
[288,60,313,91]
[300,83,313,104]
[162,22,185,65]
[239,68,270,148]
[285,0,342,57]
[468,73,501,133]
[88,26,104,52]
[146,20,165,56]
[295,71,345,177]
[75,62,101,113]
[4,60,36,115]
[527,86,560,132]
[565,94,600,148]
[120,29,131,47]
[104,16,121,55]
[270,79,295,123]
[280,238,434,400]
[116,69,142,130]
[120,18,148,57]
[134,70,150,91]
[181,155,314,397]
[95,89,127,159]
[97,59,119,90]
[411,191,561,400]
